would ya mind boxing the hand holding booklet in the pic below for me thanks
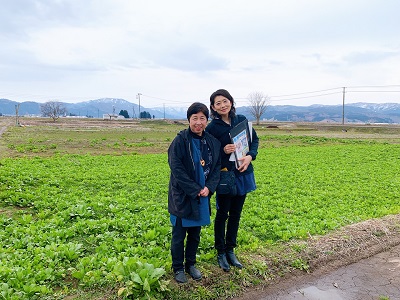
[229,119,252,168]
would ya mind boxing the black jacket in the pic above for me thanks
[168,128,221,220]
[206,114,259,176]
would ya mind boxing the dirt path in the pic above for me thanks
[252,243,400,300]
[0,118,14,158]
[238,241,400,300]
[0,125,7,137]
[235,214,400,300]
[0,117,13,137]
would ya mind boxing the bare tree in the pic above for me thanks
[248,91,270,125]
[40,101,67,122]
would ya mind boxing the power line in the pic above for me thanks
[270,87,342,98]
[141,94,178,103]
[234,88,343,103]
[346,85,400,89]
[140,94,202,106]
[345,90,400,93]
[252,85,400,103]
[269,91,343,102]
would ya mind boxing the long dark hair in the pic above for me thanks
[209,89,236,119]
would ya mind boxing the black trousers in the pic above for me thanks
[214,193,246,254]
[171,217,201,273]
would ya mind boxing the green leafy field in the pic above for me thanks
[1,119,400,299]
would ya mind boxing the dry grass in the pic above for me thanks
[1,117,399,159]
[305,214,400,269]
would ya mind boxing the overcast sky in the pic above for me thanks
[1,0,399,108]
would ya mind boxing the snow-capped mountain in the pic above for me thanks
[1,98,399,123]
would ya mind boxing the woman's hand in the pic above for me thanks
[224,143,235,154]
[199,186,210,197]
[237,155,252,172]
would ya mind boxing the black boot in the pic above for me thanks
[185,265,202,281]
[226,250,243,269]
[217,253,230,272]
[174,270,187,283]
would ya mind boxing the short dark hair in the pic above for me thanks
[187,102,209,121]
[209,89,236,119]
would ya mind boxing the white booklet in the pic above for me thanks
[229,120,252,168]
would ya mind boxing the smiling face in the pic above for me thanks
[189,112,208,136]
[211,95,232,118]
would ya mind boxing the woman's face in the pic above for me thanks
[211,95,232,117]
[189,112,208,136]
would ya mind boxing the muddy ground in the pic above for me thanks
[235,214,400,299]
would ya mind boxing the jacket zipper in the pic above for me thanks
[188,139,196,172]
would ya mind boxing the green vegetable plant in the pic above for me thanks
[0,141,399,299]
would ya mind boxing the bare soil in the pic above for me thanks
[0,118,13,136]
[235,214,400,299]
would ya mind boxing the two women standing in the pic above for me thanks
[168,90,259,283]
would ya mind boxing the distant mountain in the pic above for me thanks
[0,98,180,119]
[0,100,42,116]
[1,98,399,123]
[250,103,400,123]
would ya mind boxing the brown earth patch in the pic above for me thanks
[235,214,400,299]
[0,118,13,137]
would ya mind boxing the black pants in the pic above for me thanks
[214,193,246,254]
[171,217,201,272]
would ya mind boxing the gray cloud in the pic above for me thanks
[0,0,112,36]
[153,45,228,72]
[344,50,400,65]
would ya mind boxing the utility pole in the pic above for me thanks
[136,93,142,119]
[163,103,165,120]
[342,87,346,125]
[15,104,20,126]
